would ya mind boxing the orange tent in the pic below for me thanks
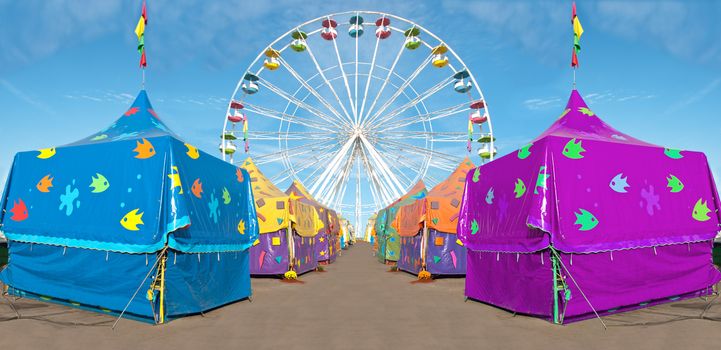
[395,157,475,275]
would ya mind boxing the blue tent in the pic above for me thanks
[0,90,258,323]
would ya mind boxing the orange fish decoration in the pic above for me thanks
[191,178,203,198]
[236,168,244,182]
[9,198,29,221]
[133,138,156,159]
[124,107,140,116]
[36,174,54,193]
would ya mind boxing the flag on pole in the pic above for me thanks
[571,1,583,67]
[135,1,147,67]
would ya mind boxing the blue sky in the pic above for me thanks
[1,0,720,231]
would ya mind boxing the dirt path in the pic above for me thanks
[1,242,720,349]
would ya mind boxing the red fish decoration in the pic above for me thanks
[124,107,140,116]
[36,174,54,193]
[9,198,29,221]
[191,178,203,198]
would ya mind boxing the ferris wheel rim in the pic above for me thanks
[222,10,493,163]
[221,10,496,231]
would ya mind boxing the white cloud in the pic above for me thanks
[0,78,54,114]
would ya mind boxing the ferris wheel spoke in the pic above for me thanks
[309,136,356,199]
[357,140,391,204]
[379,131,467,142]
[357,14,386,127]
[303,40,355,126]
[248,131,338,141]
[257,79,349,130]
[358,135,405,198]
[373,102,468,133]
[354,12,360,126]
[326,17,357,124]
[363,56,432,127]
[277,56,353,129]
[244,103,337,133]
[375,138,464,165]
[253,138,337,165]
[371,76,455,129]
[374,143,447,184]
[373,148,415,187]
[319,143,357,206]
[270,143,338,183]
[357,142,395,205]
[358,36,407,127]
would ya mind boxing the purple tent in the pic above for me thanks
[458,90,721,323]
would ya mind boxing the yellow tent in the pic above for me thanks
[241,158,323,275]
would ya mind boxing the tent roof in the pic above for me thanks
[386,180,427,210]
[534,90,654,147]
[240,158,288,199]
[66,90,179,147]
[427,156,475,198]
[286,180,325,208]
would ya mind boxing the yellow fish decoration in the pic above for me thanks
[237,219,246,235]
[167,166,183,194]
[120,209,144,231]
[37,148,56,159]
[184,143,200,159]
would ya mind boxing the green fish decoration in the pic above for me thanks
[514,178,526,198]
[472,167,481,183]
[534,166,549,194]
[89,173,110,193]
[91,134,108,141]
[517,143,532,160]
[574,209,599,231]
[666,174,684,193]
[222,187,231,205]
[578,107,595,116]
[664,148,684,159]
[562,138,586,159]
[470,219,479,235]
[692,198,711,222]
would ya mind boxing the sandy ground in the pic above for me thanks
[1,242,721,349]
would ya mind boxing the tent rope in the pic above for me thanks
[112,246,168,330]
[551,248,607,330]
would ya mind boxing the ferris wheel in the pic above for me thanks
[220,11,495,231]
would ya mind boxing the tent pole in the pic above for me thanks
[287,223,295,272]
[159,252,167,324]
[551,252,560,324]
[421,221,428,269]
